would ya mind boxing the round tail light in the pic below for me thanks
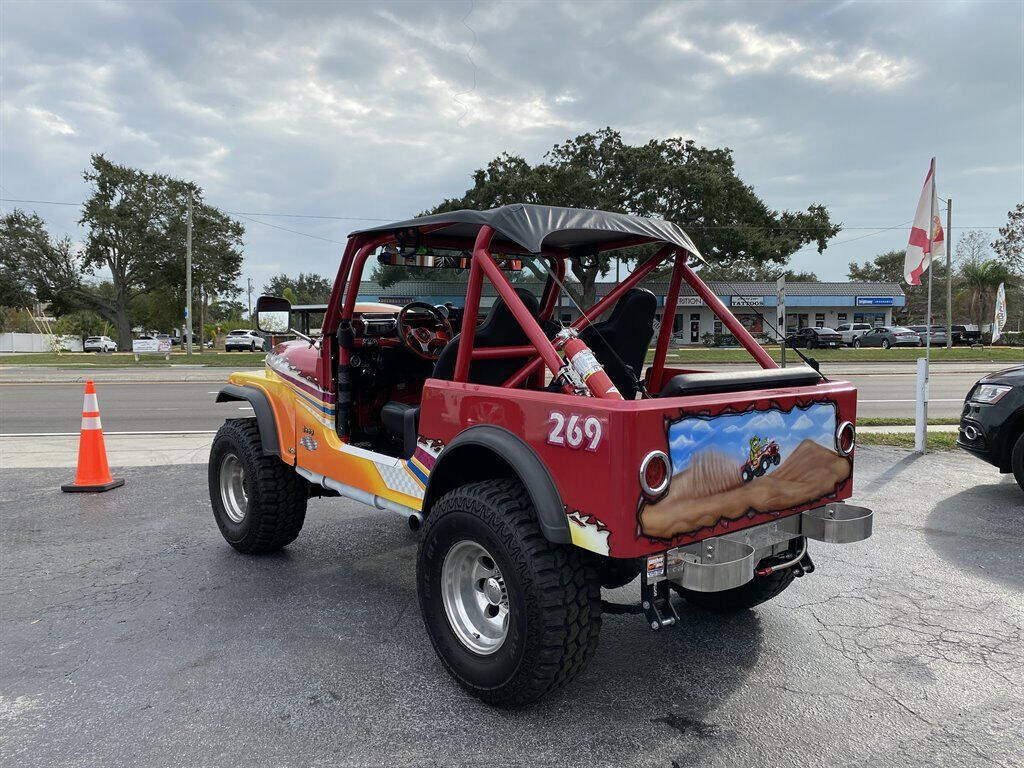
[640,450,671,499]
[835,421,856,456]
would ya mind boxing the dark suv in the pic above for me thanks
[957,365,1024,491]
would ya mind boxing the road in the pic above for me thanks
[2,448,1021,768]
[0,382,245,434]
[0,366,988,434]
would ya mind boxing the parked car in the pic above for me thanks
[787,327,843,349]
[957,365,1024,492]
[852,326,920,349]
[208,204,873,706]
[83,335,117,353]
[951,325,983,345]
[224,329,265,352]
[835,322,873,346]
[907,325,948,346]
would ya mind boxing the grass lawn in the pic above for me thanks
[0,351,267,367]
[857,416,960,426]
[645,345,1024,364]
[857,431,960,451]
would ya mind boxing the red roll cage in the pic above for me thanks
[320,211,778,398]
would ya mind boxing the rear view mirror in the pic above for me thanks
[255,295,291,333]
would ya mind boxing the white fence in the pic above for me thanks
[0,333,84,353]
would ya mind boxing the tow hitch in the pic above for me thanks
[600,580,680,630]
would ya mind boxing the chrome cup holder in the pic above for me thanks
[801,503,873,544]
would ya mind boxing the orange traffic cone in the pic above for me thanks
[61,381,124,493]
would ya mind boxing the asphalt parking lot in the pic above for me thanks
[2,446,1022,768]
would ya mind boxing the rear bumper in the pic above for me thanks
[645,502,872,592]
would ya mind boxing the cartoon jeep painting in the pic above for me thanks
[208,204,873,707]
[740,437,781,482]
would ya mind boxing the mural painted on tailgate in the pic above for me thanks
[639,401,851,541]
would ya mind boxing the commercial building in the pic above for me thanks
[354,280,906,344]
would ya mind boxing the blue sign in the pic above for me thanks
[856,296,894,306]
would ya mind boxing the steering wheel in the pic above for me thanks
[397,302,453,362]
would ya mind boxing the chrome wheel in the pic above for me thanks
[441,540,509,655]
[219,452,248,523]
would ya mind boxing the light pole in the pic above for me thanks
[185,191,193,357]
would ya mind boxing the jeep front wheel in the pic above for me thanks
[417,479,601,707]
[208,418,308,553]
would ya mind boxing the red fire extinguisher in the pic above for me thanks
[562,336,623,400]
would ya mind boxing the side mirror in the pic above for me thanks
[255,295,291,333]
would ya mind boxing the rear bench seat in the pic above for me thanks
[657,367,823,398]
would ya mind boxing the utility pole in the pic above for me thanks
[185,190,194,357]
[247,278,254,329]
[945,197,953,348]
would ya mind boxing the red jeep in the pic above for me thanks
[209,204,872,706]
[741,440,782,482]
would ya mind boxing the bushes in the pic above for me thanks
[701,331,739,347]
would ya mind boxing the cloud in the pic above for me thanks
[23,106,77,136]
[791,414,815,432]
[0,0,1019,288]
[744,411,786,432]
[660,20,915,89]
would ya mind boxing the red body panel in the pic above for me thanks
[419,379,857,558]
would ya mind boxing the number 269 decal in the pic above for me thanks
[547,412,603,451]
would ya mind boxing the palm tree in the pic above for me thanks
[959,260,1014,330]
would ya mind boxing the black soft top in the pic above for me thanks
[351,203,701,257]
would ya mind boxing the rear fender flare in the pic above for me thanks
[215,384,281,458]
[422,425,571,544]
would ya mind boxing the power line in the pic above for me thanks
[0,198,1007,232]
[232,213,346,245]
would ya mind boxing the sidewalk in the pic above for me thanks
[857,424,959,434]
[1,424,959,469]
[0,366,259,383]
[0,432,214,469]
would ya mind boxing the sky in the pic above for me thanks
[2,0,1022,292]
[669,402,836,474]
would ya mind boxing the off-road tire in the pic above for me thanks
[209,418,307,553]
[417,479,601,707]
[1011,431,1024,493]
[672,569,796,613]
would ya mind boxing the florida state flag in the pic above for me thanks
[904,158,945,285]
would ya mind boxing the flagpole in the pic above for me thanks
[920,158,936,453]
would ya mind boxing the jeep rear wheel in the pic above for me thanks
[417,479,601,707]
[209,418,308,553]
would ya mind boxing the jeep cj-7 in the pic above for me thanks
[209,204,873,706]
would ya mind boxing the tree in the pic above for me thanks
[263,272,333,304]
[428,129,840,306]
[992,203,1024,274]
[960,260,1014,329]
[710,258,818,283]
[11,155,244,350]
[0,211,40,307]
[956,229,992,267]
[848,249,950,324]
